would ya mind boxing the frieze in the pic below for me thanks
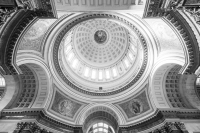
[161,109,200,119]
[14,122,52,133]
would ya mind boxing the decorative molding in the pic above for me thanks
[164,11,199,74]
[185,7,200,25]
[13,122,52,133]
[0,7,17,30]
[161,109,200,119]
[150,122,189,133]
[1,109,75,132]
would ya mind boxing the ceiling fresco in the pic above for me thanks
[49,85,87,121]
[114,86,151,120]
[145,19,183,52]
[18,19,56,52]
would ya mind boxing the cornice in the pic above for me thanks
[1,109,75,132]
[1,108,199,132]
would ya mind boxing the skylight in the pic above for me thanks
[91,69,96,79]
[84,67,90,77]
[112,67,117,77]
[105,69,110,79]
[72,58,78,69]
[99,70,103,80]
[0,76,5,87]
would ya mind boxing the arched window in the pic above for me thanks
[88,122,115,133]
[0,75,5,87]
[0,74,6,100]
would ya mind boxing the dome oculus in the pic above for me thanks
[94,30,107,44]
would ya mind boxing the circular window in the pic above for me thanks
[88,122,115,133]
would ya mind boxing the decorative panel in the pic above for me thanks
[18,19,56,52]
[49,86,87,121]
[145,19,183,51]
[114,88,151,119]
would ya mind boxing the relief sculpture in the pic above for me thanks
[58,99,73,116]
[129,99,143,114]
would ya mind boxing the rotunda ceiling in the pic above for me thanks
[72,19,129,68]
[52,13,149,96]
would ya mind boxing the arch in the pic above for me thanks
[76,104,125,125]
[8,64,39,108]
[83,110,119,133]
[16,56,52,108]
[0,74,20,111]
[180,74,200,109]
[149,50,185,109]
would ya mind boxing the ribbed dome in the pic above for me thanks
[73,19,129,67]
[54,13,148,95]
[62,18,139,84]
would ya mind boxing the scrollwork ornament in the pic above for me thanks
[185,7,200,25]
[0,8,16,28]
[167,0,184,10]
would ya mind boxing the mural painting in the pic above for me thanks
[117,91,150,118]
[51,91,82,118]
